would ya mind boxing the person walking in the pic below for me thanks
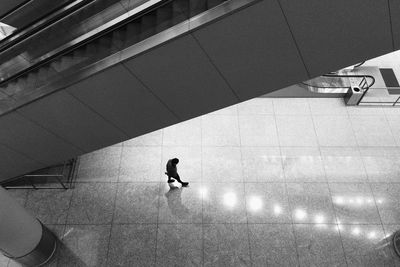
[165,158,189,187]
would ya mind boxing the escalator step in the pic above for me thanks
[156,4,173,33]
[190,0,207,17]
[140,13,157,40]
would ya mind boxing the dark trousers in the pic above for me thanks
[168,173,184,184]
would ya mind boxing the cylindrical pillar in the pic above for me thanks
[0,187,57,266]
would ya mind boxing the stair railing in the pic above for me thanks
[301,74,375,95]
[1,158,77,190]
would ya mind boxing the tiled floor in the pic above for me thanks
[3,98,400,266]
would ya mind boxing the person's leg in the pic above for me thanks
[167,175,175,183]
[173,174,189,186]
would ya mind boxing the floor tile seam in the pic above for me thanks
[161,144,202,148]
[273,104,301,267]
[280,145,364,149]
[309,111,327,183]
[200,111,204,267]
[232,144,377,151]
[20,189,30,208]
[235,105,252,264]
[357,146,400,150]
[271,100,284,172]
[154,131,165,265]
[241,222,293,225]
[237,113,275,118]
[58,221,371,226]
[62,174,78,233]
[347,110,364,149]
[367,181,386,235]
[104,146,124,263]
[285,181,334,184]
[201,221,205,267]
[200,145,242,148]
[382,108,399,147]
[290,222,381,226]
[201,222,293,225]
[349,115,397,147]
[73,181,120,184]
[310,114,351,119]
[311,110,348,266]
[43,222,70,227]
[62,223,114,226]
[274,114,314,118]
[156,222,204,226]
[103,222,159,225]
[354,126,372,185]
[123,144,164,147]
[346,113,388,117]
[103,186,120,263]
[326,180,376,184]
[153,183,162,266]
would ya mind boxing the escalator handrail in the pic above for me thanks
[0,0,172,88]
[0,0,96,53]
[0,0,34,22]
[301,74,376,90]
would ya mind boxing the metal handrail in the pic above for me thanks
[301,74,375,91]
[0,0,35,22]
[0,0,95,53]
[393,96,400,106]
[357,85,400,106]
[1,158,77,190]
[322,73,375,88]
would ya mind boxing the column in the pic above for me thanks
[0,186,57,266]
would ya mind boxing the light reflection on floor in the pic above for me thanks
[3,98,400,266]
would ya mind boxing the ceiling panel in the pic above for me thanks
[279,0,393,77]
[193,0,309,100]
[67,64,178,138]
[0,143,43,181]
[18,90,127,153]
[0,111,83,166]
[389,0,400,50]
[122,34,238,120]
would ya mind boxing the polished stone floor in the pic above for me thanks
[2,98,400,266]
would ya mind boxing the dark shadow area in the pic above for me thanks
[164,188,190,220]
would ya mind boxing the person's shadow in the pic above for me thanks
[164,187,190,220]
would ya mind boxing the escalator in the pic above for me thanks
[0,0,229,104]
[300,73,375,94]
[0,0,263,181]
[300,64,400,106]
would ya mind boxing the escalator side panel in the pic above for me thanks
[0,112,83,166]
[193,0,309,100]
[18,90,128,153]
[67,64,179,138]
[123,34,238,120]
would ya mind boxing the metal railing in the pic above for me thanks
[357,86,400,106]
[301,74,375,95]
[1,158,77,190]
[0,0,95,53]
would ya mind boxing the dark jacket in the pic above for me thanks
[166,159,178,176]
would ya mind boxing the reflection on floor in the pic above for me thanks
[3,98,400,266]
